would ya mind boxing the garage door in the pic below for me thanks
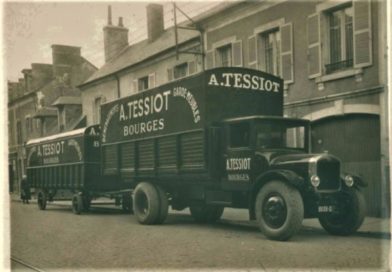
[311,114,384,217]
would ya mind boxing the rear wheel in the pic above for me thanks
[319,187,366,235]
[37,191,47,210]
[189,204,224,223]
[255,180,304,241]
[133,182,160,224]
[72,194,84,215]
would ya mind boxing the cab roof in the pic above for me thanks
[222,115,310,124]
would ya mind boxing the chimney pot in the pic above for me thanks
[108,5,112,25]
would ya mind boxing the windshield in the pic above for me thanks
[255,120,307,150]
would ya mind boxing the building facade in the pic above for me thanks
[8,45,97,194]
[80,1,388,217]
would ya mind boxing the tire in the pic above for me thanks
[72,194,84,215]
[133,182,160,224]
[189,204,224,223]
[154,185,169,224]
[255,180,304,241]
[122,193,133,214]
[319,187,366,236]
[37,191,47,210]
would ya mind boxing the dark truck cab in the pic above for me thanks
[100,67,366,240]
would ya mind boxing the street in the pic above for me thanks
[10,199,390,271]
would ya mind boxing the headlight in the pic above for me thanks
[310,175,320,187]
[344,175,354,187]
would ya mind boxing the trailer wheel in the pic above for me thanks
[319,187,366,236]
[122,193,133,214]
[133,182,160,224]
[189,204,224,223]
[37,191,47,210]
[72,194,84,215]
[154,185,169,224]
[255,180,304,241]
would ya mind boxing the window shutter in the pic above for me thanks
[188,60,196,75]
[167,68,173,81]
[307,13,321,78]
[132,79,138,92]
[353,0,372,68]
[232,40,243,67]
[148,73,155,89]
[206,50,214,69]
[248,35,257,68]
[280,23,294,83]
[257,35,266,71]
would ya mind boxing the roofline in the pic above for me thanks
[8,91,36,107]
[78,32,200,89]
[222,115,310,123]
[190,1,244,24]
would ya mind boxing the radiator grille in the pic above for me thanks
[317,158,340,191]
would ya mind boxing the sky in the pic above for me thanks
[3,1,221,82]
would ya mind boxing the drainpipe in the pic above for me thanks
[115,74,121,98]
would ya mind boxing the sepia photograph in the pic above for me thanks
[3,0,391,270]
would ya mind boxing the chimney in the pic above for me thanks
[51,44,81,79]
[22,69,32,93]
[103,6,129,63]
[146,4,164,42]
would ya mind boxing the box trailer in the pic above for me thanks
[99,67,366,240]
[26,125,132,214]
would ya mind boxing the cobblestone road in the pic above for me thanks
[10,200,390,271]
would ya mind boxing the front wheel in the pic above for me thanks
[255,180,304,241]
[189,204,224,223]
[319,187,366,236]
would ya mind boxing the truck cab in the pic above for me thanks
[218,116,366,240]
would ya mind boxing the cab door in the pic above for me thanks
[222,121,254,191]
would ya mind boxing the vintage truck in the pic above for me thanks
[99,67,366,240]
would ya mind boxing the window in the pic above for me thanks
[25,116,32,133]
[262,29,281,76]
[326,5,353,74]
[173,63,188,79]
[93,97,102,124]
[307,1,371,79]
[216,45,232,67]
[134,73,155,92]
[16,120,22,144]
[138,76,149,91]
[229,123,250,148]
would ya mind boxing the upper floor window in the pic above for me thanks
[133,73,155,92]
[262,29,281,76]
[138,76,149,91]
[326,5,353,74]
[307,0,372,79]
[16,120,22,144]
[93,96,106,124]
[216,44,232,67]
[173,63,188,79]
[206,39,243,69]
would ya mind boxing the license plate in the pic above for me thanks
[318,205,334,213]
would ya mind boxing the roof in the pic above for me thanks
[32,107,58,118]
[26,127,87,145]
[81,26,200,87]
[51,96,82,106]
[191,1,244,23]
